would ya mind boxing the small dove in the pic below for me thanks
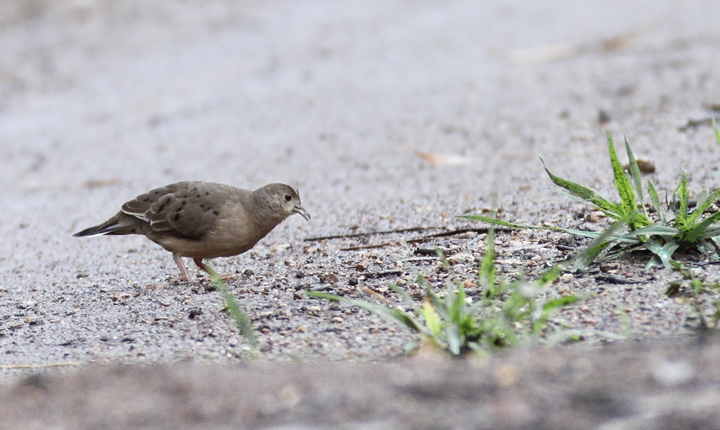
[74,182,310,283]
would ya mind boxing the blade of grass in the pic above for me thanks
[206,266,259,350]
[445,324,462,355]
[480,229,496,288]
[532,295,580,334]
[676,173,690,228]
[687,188,720,226]
[389,283,417,306]
[607,131,637,220]
[713,116,720,145]
[568,218,628,270]
[684,210,720,243]
[536,265,562,287]
[647,179,665,224]
[459,214,602,239]
[624,135,646,217]
[419,298,443,334]
[694,190,709,216]
[540,157,623,217]
[698,225,720,240]
[307,291,425,333]
[642,240,680,267]
[620,224,680,238]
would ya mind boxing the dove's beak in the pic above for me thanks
[293,205,311,221]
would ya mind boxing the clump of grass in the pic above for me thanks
[309,230,579,355]
[205,265,259,350]
[463,128,720,269]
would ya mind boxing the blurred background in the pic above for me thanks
[2,0,718,209]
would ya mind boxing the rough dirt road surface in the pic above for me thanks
[2,0,720,428]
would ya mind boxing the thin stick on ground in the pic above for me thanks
[305,226,437,241]
[0,362,78,369]
[339,227,512,251]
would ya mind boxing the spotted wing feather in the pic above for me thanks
[121,182,221,239]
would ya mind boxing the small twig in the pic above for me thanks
[678,117,713,132]
[340,242,399,251]
[363,270,403,279]
[405,256,440,262]
[340,227,509,251]
[693,260,720,267]
[363,287,393,305]
[0,362,78,369]
[595,274,640,285]
[416,227,509,239]
[509,27,644,64]
[305,227,438,242]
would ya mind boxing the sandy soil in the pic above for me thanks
[1,0,720,427]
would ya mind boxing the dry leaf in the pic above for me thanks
[407,143,472,166]
[85,178,121,188]
[509,28,644,65]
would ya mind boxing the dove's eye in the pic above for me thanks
[284,194,292,202]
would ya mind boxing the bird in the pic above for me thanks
[74,181,310,283]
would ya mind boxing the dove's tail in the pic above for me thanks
[73,222,124,237]
[73,213,138,237]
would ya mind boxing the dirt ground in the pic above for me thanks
[2,0,720,428]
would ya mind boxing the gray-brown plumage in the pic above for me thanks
[74,182,310,283]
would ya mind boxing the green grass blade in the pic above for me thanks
[542,296,580,313]
[449,280,466,322]
[445,324,462,355]
[713,116,720,145]
[607,131,636,219]
[459,214,602,239]
[684,210,720,243]
[207,266,259,350]
[535,296,581,333]
[308,291,425,333]
[389,283,417,306]
[306,291,341,301]
[359,300,425,333]
[620,224,680,238]
[419,299,443,334]
[624,135,646,216]
[642,239,680,268]
[426,284,448,319]
[540,157,623,217]
[568,218,627,269]
[688,188,720,226]
[480,229,496,288]
[444,282,458,314]
[647,179,665,224]
[459,215,546,230]
[695,190,709,215]
[676,173,690,227]
[536,266,561,287]
[698,225,720,240]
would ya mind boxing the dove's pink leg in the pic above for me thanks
[171,253,196,284]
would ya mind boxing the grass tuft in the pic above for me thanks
[463,131,720,269]
[309,231,579,355]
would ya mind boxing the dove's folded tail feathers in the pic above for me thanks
[73,222,123,237]
[73,213,138,237]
